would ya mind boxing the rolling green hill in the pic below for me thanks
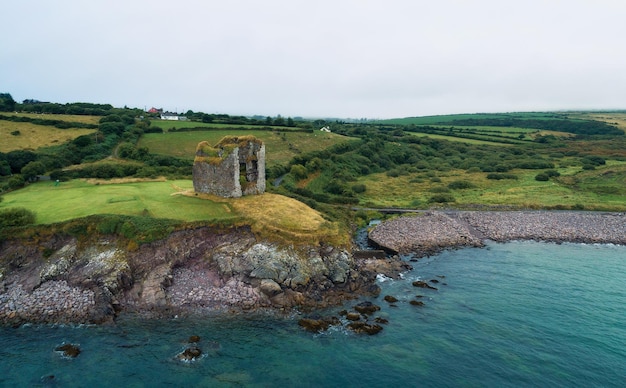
[2,103,626,238]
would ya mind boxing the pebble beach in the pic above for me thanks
[369,211,626,255]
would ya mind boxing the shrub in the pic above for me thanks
[544,169,561,178]
[515,160,554,169]
[447,180,475,190]
[351,184,366,194]
[494,164,511,172]
[290,164,308,180]
[535,173,550,181]
[581,155,606,166]
[97,217,123,234]
[21,161,46,182]
[7,175,25,190]
[486,173,518,180]
[429,186,450,193]
[0,207,36,228]
[324,180,347,195]
[428,194,455,203]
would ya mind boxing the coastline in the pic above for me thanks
[2,210,624,326]
[368,210,626,256]
[0,226,406,326]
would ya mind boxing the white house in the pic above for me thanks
[160,112,180,121]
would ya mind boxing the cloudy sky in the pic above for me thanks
[3,0,626,119]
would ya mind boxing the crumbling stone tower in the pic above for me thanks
[192,136,266,198]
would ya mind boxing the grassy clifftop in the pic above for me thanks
[0,178,350,248]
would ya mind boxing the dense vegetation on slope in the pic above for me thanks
[2,91,626,240]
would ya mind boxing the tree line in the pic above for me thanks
[443,118,622,136]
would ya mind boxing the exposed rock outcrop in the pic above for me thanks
[0,226,405,325]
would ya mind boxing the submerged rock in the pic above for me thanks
[412,281,437,290]
[347,322,383,335]
[55,343,81,358]
[345,312,361,321]
[298,318,329,332]
[354,301,381,315]
[178,346,202,361]
[383,295,398,303]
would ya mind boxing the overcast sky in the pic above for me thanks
[3,0,626,119]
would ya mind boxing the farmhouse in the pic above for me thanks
[160,112,185,121]
[192,136,266,198]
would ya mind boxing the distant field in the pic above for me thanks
[405,132,515,146]
[354,161,626,211]
[150,120,294,131]
[380,112,564,125]
[0,121,95,152]
[138,129,355,166]
[6,112,101,125]
[575,112,626,132]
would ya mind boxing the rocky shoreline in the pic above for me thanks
[2,211,624,326]
[369,210,626,255]
[0,226,407,326]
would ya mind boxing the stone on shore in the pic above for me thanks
[369,211,626,256]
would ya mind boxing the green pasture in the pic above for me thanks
[5,112,102,125]
[0,121,95,153]
[0,180,238,225]
[354,162,626,211]
[405,132,516,146]
[138,129,355,166]
[380,112,562,126]
[150,120,292,131]
[427,125,540,135]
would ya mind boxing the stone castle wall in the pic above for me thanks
[192,136,266,198]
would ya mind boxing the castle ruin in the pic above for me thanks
[192,136,266,198]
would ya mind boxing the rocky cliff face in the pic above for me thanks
[0,226,408,325]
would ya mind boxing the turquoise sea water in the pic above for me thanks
[1,241,625,387]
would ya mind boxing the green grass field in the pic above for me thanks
[379,112,563,125]
[406,132,516,146]
[138,129,355,166]
[4,112,102,125]
[0,179,350,246]
[150,120,299,131]
[0,179,237,224]
[354,161,626,211]
[0,121,95,152]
